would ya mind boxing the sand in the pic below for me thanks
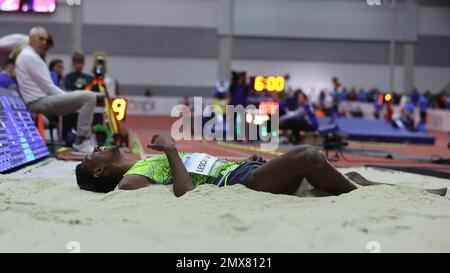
[0,158,449,253]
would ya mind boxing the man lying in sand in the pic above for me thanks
[76,133,450,198]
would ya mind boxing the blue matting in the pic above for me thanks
[332,118,435,144]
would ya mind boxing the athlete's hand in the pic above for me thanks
[246,153,266,163]
[147,133,176,152]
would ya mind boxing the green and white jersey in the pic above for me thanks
[123,152,241,186]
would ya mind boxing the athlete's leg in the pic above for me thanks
[346,171,448,197]
[246,145,357,195]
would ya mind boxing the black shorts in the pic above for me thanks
[215,161,265,187]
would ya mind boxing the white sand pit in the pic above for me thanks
[0,158,449,252]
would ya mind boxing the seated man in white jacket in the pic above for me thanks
[15,27,97,153]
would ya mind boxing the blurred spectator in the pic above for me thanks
[64,52,94,147]
[49,58,64,89]
[347,88,358,101]
[276,90,288,117]
[284,73,294,98]
[340,87,348,101]
[280,90,318,144]
[410,88,420,105]
[332,77,341,90]
[229,71,249,140]
[318,89,333,116]
[436,91,447,109]
[0,58,17,90]
[47,58,65,145]
[319,89,326,111]
[373,91,382,119]
[418,94,429,125]
[392,92,401,105]
[285,93,297,111]
[423,90,437,108]
[331,77,342,114]
[399,96,417,131]
[357,88,367,102]
[229,71,249,107]
[65,52,93,91]
[369,88,380,103]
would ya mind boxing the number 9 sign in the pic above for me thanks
[112,98,127,121]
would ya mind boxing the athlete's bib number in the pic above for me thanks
[182,153,220,176]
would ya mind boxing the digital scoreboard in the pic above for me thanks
[0,88,50,173]
[253,76,285,92]
[0,0,56,13]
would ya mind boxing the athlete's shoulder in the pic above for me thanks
[118,174,152,190]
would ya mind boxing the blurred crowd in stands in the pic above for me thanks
[218,72,450,143]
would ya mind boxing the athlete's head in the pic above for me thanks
[75,146,123,193]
